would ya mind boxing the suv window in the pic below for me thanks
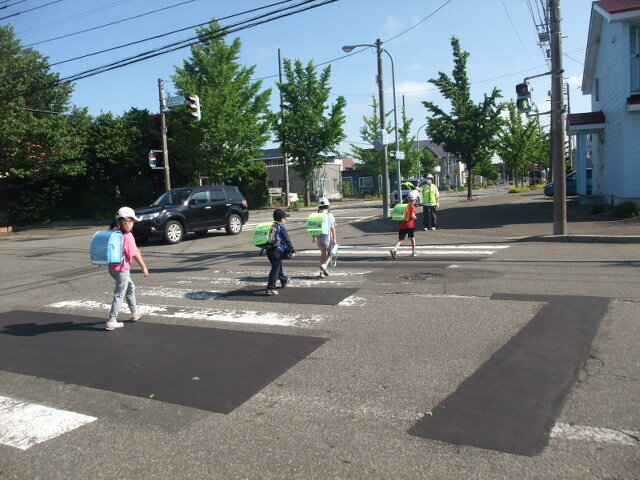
[189,191,209,205]
[223,186,242,199]
[152,189,192,205]
[210,189,226,202]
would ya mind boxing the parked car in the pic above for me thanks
[391,178,428,205]
[544,168,592,197]
[132,185,249,244]
[529,168,547,186]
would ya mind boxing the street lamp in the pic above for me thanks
[342,39,399,217]
[416,122,428,180]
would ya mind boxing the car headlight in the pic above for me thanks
[140,212,160,221]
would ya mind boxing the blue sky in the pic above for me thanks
[4,0,593,154]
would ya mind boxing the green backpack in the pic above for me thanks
[306,212,330,235]
[252,222,280,248]
[392,203,408,221]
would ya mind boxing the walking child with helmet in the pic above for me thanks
[311,197,338,277]
[422,174,440,231]
[390,192,419,259]
[105,207,149,331]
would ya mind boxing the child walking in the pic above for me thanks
[265,208,297,296]
[106,207,149,331]
[390,192,419,259]
[312,197,338,277]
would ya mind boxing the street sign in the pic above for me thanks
[395,151,405,160]
[165,95,185,108]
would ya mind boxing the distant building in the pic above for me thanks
[567,0,640,205]
[251,148,343,201]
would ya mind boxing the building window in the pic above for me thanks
[595,78,599,102]
[359,176,373,188]
[631,27,640,92]
[342,177,353,187]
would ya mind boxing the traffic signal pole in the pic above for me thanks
[376,39,391,218]
[550,0,567,234]
[158,78,171,192]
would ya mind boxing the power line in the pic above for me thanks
[0,0,29,11]
[46,0,305,68]
[17,0,135,36]
[3,0,337,102]
[253,0,454,81]
[0,0,62,21]
[500,0,536,67]
[26,0,198,47]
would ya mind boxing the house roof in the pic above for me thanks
[567,111,606,126]
[595,0,640,14]
[413,139,457,159]
[584,1,640,92]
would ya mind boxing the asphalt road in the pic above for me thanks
[1,188,639,479]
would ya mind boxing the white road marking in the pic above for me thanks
[47,300,323,327]
[551,423,640,446]
[0,396,96,451]
[297,249,500,255]
[337,295,367,306]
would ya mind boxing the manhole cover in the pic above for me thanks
[400,273,443,281]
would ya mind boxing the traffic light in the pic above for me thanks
[516,82,532,113]
[186,94,201,121]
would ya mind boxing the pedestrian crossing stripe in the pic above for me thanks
[0,395,96,451]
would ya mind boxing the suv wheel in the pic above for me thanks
[164,220,184,244]
[225,213,242,235]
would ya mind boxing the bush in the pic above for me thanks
[591,204,605,214]
[614,201,639,218]
[289,199,305,209]
[341,182,361,198]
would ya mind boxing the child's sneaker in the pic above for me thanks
[266,289,279,296]
[131,311,142,322]
[320,264,329,276]
[281,277,292,288]
[105,321,124,331]
[390,248,398,259]
[411,251,419,257]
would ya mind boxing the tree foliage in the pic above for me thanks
[497,102,549,186]
[423,37,504,199]
[349,95,391,177]
[171,21,272,189]
[274,58,346,205]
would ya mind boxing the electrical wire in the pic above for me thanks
[45,0,306,68]
[384,0,453,44]
[0,0,28,11]
[500,0,536,67]
[26,0,198,47]
[0,0,61,21]
[17,0,134,36]
[3,0,337,102]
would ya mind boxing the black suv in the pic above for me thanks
[132,185,249,244]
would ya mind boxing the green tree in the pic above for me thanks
[497,102,549,186]
[274,59,346,205]
[350,96,392,178]
[423,37,504,199]
[171,21,272,188]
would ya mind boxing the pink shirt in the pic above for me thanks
[109,231,138,272]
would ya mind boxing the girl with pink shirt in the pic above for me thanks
[106,207,149,331]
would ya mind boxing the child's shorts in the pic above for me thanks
[398,227,415,240]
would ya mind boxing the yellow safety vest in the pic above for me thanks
[423,184,438,205]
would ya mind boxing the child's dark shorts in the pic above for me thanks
[398,227,415,240]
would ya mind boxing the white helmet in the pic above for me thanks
[318,197,330,207]
[426,174,434,180]
[116,206,140,221]
[407,192,417,200]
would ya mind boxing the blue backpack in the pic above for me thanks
[90,229,124,266]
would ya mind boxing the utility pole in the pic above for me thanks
[376,38,391,217]
[550,0,566,235]
[565,81,573,167]
[278,49,291,206]
[158,78,171,192]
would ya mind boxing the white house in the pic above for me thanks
[568,0,640,205]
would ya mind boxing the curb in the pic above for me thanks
[522,235,640,244]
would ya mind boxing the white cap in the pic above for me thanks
[318,197,330,207]
[116,206,140,221]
